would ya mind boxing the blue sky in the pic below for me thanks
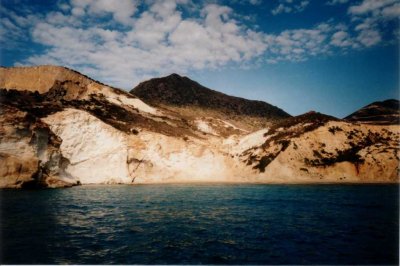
[0,0,399,117]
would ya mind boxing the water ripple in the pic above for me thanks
[0,184,398,264]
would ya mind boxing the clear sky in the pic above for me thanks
[0,0,399,117]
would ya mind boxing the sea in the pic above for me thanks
[0,184,398,265]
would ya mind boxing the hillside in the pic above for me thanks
[130,73,291,131]
[239,112,399,183]
[345,99,399,124]
[0,65,398,188]
[0,65,117,94]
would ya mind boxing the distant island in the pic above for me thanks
[0,65,399,188]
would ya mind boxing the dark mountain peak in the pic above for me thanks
[345,99,400,125]
[274,111,338,129]
[166,73,184,79]
[371,99,399,109]
[304,110,317,115]
[130,74,291,121]
[297,111,338,121]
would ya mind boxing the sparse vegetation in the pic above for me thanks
[304,130,396,169]
[0,87,198,138]
[262,112,338,149]
[328,126,342,134]
[306,146,364,167]
[250,140,291,173]
[253,155,275,173]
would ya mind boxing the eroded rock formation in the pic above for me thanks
[0,104,75,188]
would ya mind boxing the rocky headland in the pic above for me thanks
[0,65,399,188]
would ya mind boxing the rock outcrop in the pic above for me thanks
[0,104,75,188]
[0,65,398,188]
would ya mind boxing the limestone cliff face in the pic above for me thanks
[42,108,133,184]
[128,131,245,183]
[42,108,243,184]
[0,66,244,186]
[0,65,399,188]
[0,104,75,188]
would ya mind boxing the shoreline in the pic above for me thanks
[2,180,399,190]
[34,181,400,187]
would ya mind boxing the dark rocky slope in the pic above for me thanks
[345,99,399,125]
[130,73,291,124]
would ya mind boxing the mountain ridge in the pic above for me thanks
[130,73,291,121]
[345,99,399,124]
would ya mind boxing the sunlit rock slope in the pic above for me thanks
[240,112,399,183]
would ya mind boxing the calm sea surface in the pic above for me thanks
[0,184,398,265]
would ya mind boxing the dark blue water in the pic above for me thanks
[0,184,398,265]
